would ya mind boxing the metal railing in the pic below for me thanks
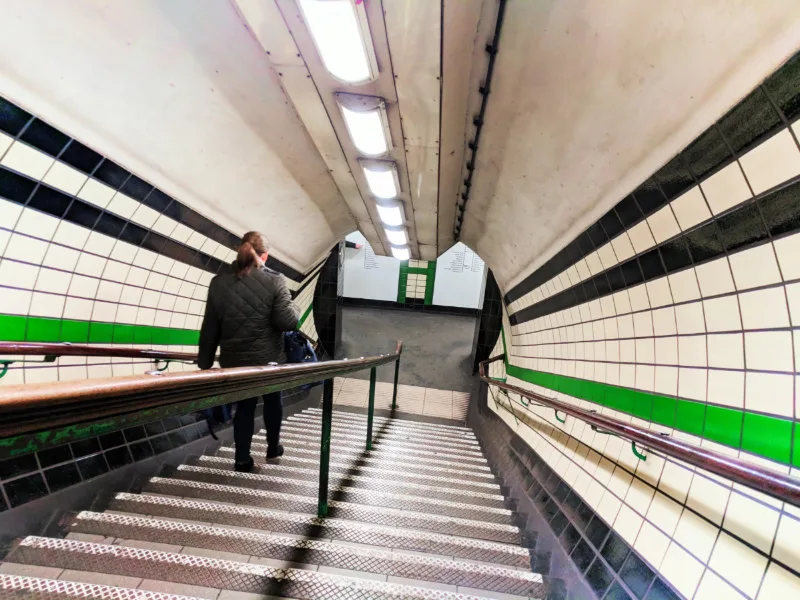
[0,340,403,517]
[479,354,800,509]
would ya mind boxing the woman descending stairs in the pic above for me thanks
[1,407,547,600]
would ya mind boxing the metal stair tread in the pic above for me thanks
[9,537,541,600]
[193,456,505,506]
[247,440,492,471]
[142,478,521,544]
[109,493,530,568]
[171,465,514,523]
[284,417,480,445]
[0,573,209,600]
[305,408,474,434]
[214,447,500,493]
[69,512,543,597]
[214,447,496,482]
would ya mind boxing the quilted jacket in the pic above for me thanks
[197,264,299,369]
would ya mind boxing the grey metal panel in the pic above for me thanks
[71,512,544,596]
[305,408,475,435]
[284,417,480,446]
[109,493,529,567]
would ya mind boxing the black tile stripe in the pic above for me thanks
[505,50,800,306]
[509,175,800,326]
[0,95,304,282]
[291,262,325,299]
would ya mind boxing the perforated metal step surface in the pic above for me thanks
[109,493,531,568]
[143,477,521,544]
[169,465,514,524]
[280,420,482,449]
[9,537,533,600]
[0,574,199,600]
[191,456,506,509]
[70,512,543,597]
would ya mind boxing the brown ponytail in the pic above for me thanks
[235,231,269,278]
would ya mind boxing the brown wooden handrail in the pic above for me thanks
[0,342,197,362]
[0,340,404,440]
[479,354,800,509]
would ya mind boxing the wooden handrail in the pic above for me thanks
[0,342,197,362]
[479,354,800,509]
[0,341,404,440]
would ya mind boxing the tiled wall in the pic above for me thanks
[397,259,436,305]
[0,94,319,384]
[487,53,800,599]
[472,270,503,372]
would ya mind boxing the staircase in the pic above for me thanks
[1,407,547,600]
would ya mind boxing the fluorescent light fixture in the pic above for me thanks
[384,226,407,245]
[391,245,410,261]
[336,93,391,157]
[298,0,378,85]
[360,159,399,199]
[375,199,404,226]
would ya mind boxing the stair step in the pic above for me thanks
[71,512,543,597]
[192,456,506,509]
[169,465,513,524]
[250,438,492,470]
[287,414,480,445]
[0,573,203,600]
[306,408,475,436]
[215,446,499,490]
[9,537,536,600]
[110,493,530,568]
[275,425,485,455]
[143,478,521,544]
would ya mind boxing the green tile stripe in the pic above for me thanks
[0,314,199,346]
[297,303,313,329]
[424,261,436,305]
[397,260,409,303]
[502,358,799,468]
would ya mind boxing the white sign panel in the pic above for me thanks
[432,242,486,309]
[342,232,400,301]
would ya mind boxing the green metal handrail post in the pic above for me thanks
[391,358,400,410]
[366,367,377,450]
[317,378,334,517]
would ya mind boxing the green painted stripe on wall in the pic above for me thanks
[503,361,799,467]
[0,314,200,346]
[297,303,314,328]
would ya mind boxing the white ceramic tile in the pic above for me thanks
[774,231,800,281]
[84,231,115,255]
[43,160,88,195]
[610,234,635,263]
[34,267,71,294]
[15,207,60,240]
[106,193,138,219]
[671,186,712,230]
[745,371,794,416]
[700,162,752,214]
[0,131,13,156]
[674,301,705,334]
[758,562,800,599]
[723,492,780,553]
[659,542,705,598]
[634,521,671,568]
[627,220,656,254]
[597,242,617,270]
[695,258,736,297]
[745,331,793,372]
[686,474,730,525]
[678,367,707,401]
[668,268,701,303]
[673,508,719,561]
[709,532,768,599]
[2,141,54,179]
[707,333,744,369]
[741,128,800,194]
[646,277,673,308]
[729,243,782,290]
[0,259,39,288]
[52,220,90,249]
[63,297,93,320]
[4,233,48,263]
[647,205,681,243]
[130,204,161,229]
[739,286,790,330]
[74,253,107,277]
[678,335,706,367]
[694,570,747,600]
[77,178,115,208]
[614,504,644,544]
[772,513,800,574]
[703,295,742,332]
[28,291,65,317]
[0,198,24,229]
[68,274,99,298]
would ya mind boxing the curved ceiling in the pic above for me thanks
[460,0,800,291]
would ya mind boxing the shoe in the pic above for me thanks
[266,444,284,460]
[234,457,255,473]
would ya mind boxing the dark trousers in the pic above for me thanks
[233,391,282,464]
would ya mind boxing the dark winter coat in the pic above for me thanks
[197,264,299,369]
